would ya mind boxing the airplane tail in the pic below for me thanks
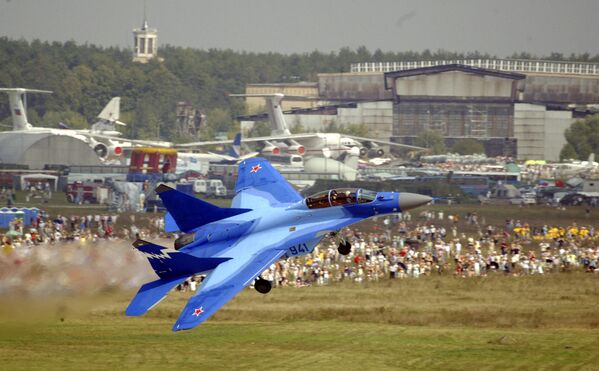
[227,133,242,157]
[126,239,231,316]
[230,93,317,137]
[0,88,52,131]
[157,184,252,233]
[230,93,290,136]
[92,97,126,132]
[97,97,120,122]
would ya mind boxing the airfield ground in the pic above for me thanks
[0,273,598,370]
[11,191,599,232]
[1,201,599,369]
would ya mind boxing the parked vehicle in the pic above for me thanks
[192,179,228,198]
[66,181,102,204]
[510,192,537,205]
[510,196,536,205]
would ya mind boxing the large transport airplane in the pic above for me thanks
[178,93,425,158]
[0,88,237,163]
[126,157,431,331]
[1,88,127,135]
[0,88,173,161]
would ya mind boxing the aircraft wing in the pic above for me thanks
[232,157,303,208]
[176,133,322,148]
[76,132,173,148]
[175,139,236,148]
[342,134,426,151]
[177,133,425,151]
[172,246,286,331]
[172,216,361,332]
[236,133,322,142]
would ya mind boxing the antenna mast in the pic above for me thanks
[142,0,148,29]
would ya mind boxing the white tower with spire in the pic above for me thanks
[132,3,159,63]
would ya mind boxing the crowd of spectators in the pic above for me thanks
[1,207,598,296]
[261,211,599,288]
[1,211,167,251]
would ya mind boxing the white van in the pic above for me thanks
[193,179,226,197]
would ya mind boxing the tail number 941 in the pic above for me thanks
[287,243,310,256]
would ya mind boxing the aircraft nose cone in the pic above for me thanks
[399,193,432,211]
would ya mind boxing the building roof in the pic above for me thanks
[246,82,319,87]
[384,64,526,89]
[353,59,599,77]
[0,131,102,169]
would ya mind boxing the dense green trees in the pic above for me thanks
[560,115,599,161]
[1,37,598,142]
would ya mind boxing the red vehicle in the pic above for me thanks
[66,181,101,204]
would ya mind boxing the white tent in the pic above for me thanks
[19,173,59,191]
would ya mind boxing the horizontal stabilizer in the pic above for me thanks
[133,239,231,279]
[156,185,252,232]
[126,275,188,316]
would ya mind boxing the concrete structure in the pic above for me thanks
[285,101,393,142]
[352,59,599,105]
[520,74,599,104]
[245,83,319,112]
[132,18,159,63]
[318,73,392,101]
[0,132,102,169]
[384,65,525,157]
[514,103,575,161]
[315,63,597,159]
[246,60,599,160]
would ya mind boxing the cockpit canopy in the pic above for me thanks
[305,188,378,209]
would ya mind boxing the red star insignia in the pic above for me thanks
[250,164,262,173]
[192,307,204,316]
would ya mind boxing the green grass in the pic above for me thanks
[1,274,598,370]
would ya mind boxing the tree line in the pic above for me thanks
[1,37,599,143]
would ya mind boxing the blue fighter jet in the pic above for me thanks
[126,158,431,331]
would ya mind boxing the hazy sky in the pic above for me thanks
[1,0,598,57]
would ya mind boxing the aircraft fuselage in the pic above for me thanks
[180,190,429,260]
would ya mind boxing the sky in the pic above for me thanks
[0,0,598,57]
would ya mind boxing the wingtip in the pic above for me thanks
[172,322,185,332]
[155,184,173,194]
[132,239,149,248]
[125,307,145,317]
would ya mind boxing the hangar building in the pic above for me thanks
[383,64,525,157]
[246,59,599,160]
[0,132,103,169]
[244,82,319,112]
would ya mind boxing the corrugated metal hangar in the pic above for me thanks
[383,65,525,157]
[245,59,599,160]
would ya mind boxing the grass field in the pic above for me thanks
[1,273,598,370]
[3,197,599,369]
